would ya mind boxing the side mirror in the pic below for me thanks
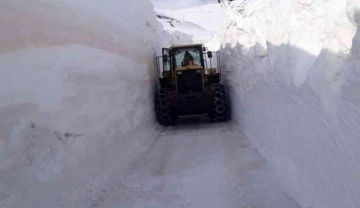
[207,51,213,58]
[163,55,168,62]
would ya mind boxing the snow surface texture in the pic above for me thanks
[0,1,299,207]
[117,120,299,208]
[155,4,225,50]
[221,0,360,207]
[0,1,165,207]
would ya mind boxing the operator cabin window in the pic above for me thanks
[174,48,201,67]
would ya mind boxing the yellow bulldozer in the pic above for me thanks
[154,44,228,126]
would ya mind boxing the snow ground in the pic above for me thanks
[0,1,298,208]
[155,11,214,45]
[156,4,224,33]
[117,119,299,208]
[221,0,360,207]
[155,4,224,50]
[56,119,300,208]
[1,0,359,207]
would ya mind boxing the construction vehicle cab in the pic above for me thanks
[155,44,228,126]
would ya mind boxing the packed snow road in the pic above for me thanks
[53,118,300,208]
[110,118,300,208]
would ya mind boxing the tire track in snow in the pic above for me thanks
[52,119,300,208]
[119,118,301,208]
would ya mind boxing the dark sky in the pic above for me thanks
[151,0,215,9]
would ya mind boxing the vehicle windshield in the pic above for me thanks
[173,48,201,67]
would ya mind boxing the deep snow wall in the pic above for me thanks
[221,0,360,207]
[0,1,165,207]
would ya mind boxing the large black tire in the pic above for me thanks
[209,84,227,122]
[155,89,175,126]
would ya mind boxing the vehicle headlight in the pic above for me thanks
[177,71,182,75]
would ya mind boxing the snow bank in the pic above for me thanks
[157,4,225,33]
[155,4,224,50]
[221,0,360,207]
[0,1,165,207]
